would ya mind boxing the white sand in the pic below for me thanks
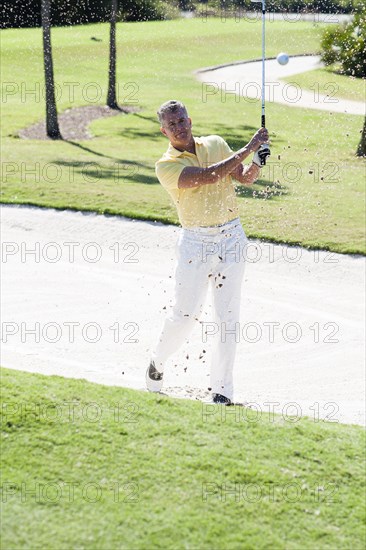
[1,205,365,425]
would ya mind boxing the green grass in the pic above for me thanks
[1,19,365,254]
[283,67,366,103]
[1,367,365,549]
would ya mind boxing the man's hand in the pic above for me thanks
[247,128,269,153]
[253,143,271,166]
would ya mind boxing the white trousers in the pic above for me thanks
[151,217,248,400]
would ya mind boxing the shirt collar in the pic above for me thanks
[167,136,203,158]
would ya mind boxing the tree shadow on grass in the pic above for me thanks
[59,140,158,184]
[133,113,161,125]
[235,178,288,201]
[64,140,145,162]
[197,122,257,139]
[53,159,158,185]
[115,128,163,141]
[200,121,286,152]
[112,112,162,141]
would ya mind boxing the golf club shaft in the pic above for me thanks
[261,0,265,128]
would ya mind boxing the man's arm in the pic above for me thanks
[231,162,261,186]
[178,146,252,189]
[178,128,268,189]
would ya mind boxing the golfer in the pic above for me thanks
[146,100,269,404]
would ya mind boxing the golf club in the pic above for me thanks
[251,0,270,166]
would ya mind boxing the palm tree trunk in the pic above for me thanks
[41,0,62,139]
[357,116,366,157]
[107,0,119,109]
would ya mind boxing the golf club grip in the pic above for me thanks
[261,114,265,128]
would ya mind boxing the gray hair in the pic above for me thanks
[157,100,187,124]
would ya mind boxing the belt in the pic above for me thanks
[183,217,241,235]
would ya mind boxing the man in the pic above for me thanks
[146,100,269,405]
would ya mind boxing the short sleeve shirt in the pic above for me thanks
[155,135,239,228]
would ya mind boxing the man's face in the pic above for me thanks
[160,107,192,150]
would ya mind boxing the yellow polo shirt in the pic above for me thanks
[155,135,239,228]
